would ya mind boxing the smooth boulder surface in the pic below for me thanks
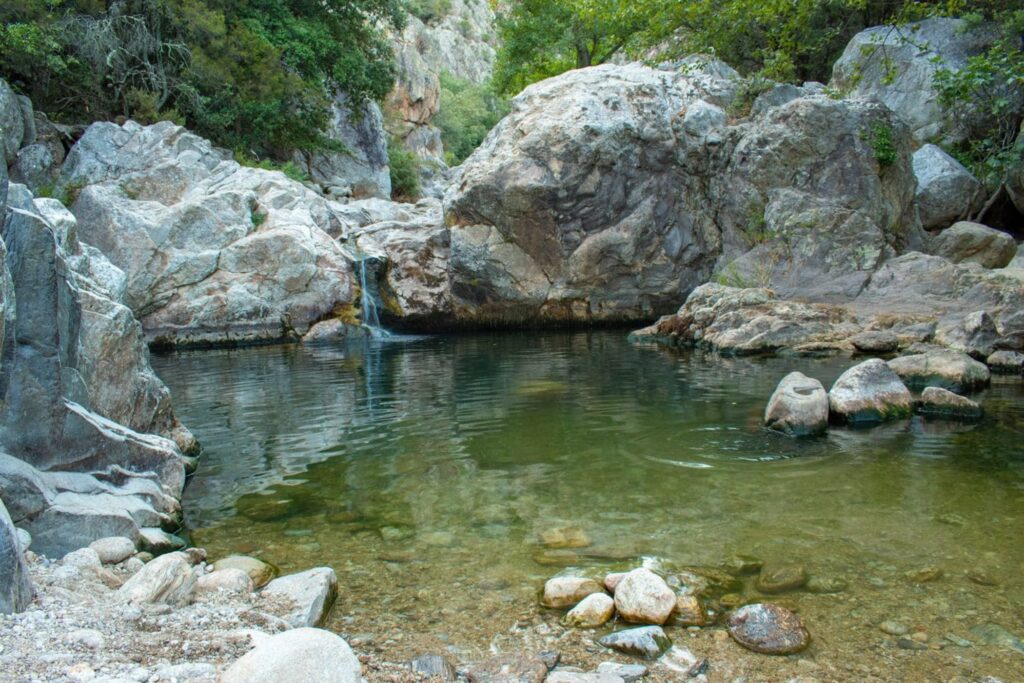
[220,628,361,683]
[912,144,982,230]
[88,537,136,565]
[887,350,990,393]
[444,62,917,325]
[932,222,1017,269]
[565,592,615,628]
[850,330,900,353]
[261,567,337,628]
[918,386,983,419]
[61,120,357,347]
[728,603,810,655]
[0,497,33,613]
[541,576,604,609]
[987,350,1024,374]
[613,568,676,625]
[212,555,277,589]
[764,372,829,436]
[756,564,808,594]
[829,359,913,423]
[195,568,254,596]
[598,626,672,659]
[831,18,999,144]
[116,552,196,605]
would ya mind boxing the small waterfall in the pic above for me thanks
[358,257,391,339]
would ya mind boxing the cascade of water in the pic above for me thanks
[358,258,390,338]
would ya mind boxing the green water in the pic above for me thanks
[153,332,1024,680]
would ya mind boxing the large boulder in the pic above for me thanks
[60,121,358,347]
[887,350,990,393]
[261,567,338,628]
[0,79,27,165]
[444,63,918,325]
[913,144,982,230]
[0,185,190,556]
[764,372,829,436]
[0,497,33,613]
[292,93,390,199]
[828,359,913,424]
[931,222,1017,268]
[831,18,1000,144]
[220,628,361,683]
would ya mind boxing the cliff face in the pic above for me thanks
[385,0,498,165]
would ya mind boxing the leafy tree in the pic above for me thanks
[435,72,509,165]
[388,137,421,201]
[492,0,652,96]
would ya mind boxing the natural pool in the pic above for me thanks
[153,331,1024,681]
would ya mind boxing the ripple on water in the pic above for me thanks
[153,331,1024,679]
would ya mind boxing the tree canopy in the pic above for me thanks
[0,0,405,156]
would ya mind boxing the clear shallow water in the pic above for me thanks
[153,332,1024,680]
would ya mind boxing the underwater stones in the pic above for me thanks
[541,576,604,609]
[880,621,909,636]
[604,572,627,593]
[727,603,810,655]
[262,567,338,628]
[887,350,990,393]
[723,555,764,576]
[764,372,829,436]
[466,653,549,683]
[220,628,361,683]
[565,593,615,628]
[755,564,808,595]
[905,566,944,583]
[828,359,912,424]
[805,576,848,594]
[212,555,277,588]
[987,350,1024,374]
[613,568,676,625]
[598,626,672,659]
[539,525,591,549]
[409,654,458,683]
[672,595,707,627]
[918,387,983,420]
[850,330,900,354]
[116,552,196,606]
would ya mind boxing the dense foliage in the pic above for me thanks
[388,138,420,201]
[435,72,509,165]
[0,0,404,157]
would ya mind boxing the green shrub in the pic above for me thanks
[407,0,452,24]
[388,139,421,202]
[436,72,509,165]
[865,122,898,168]
[234,151,310,183]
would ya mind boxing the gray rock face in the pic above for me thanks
[221,628,361,683]
[444,63,917,325]
[887,350,990,393]
[0,183,191,557]
[0,497,33,613]
[918,386,983,419]
[293,93,390,199]
[831,18,1000,144]
[934,310,999,358]
[0,79,26,165]
[764,372,829,437]
[913,144,982,230]
[629,284,857,354]
[829,359,913,424]
[850,330,899,353]
[261,567,338,628]
[931,222,1017,269]
[61,120,357,347]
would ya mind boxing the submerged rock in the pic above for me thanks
[727,603,810,655]
[829,359,913,424]
[598,626,672,659]
[755,564,808,594]
[221,627,361,683]
[466,653,548,683]
[918,387,983,420]
[613,568,677,625]
[672,595,707,627]
[764,372,829,436]
[887,350,990,393]
[409,654,458,683]
[541,576,604,609]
